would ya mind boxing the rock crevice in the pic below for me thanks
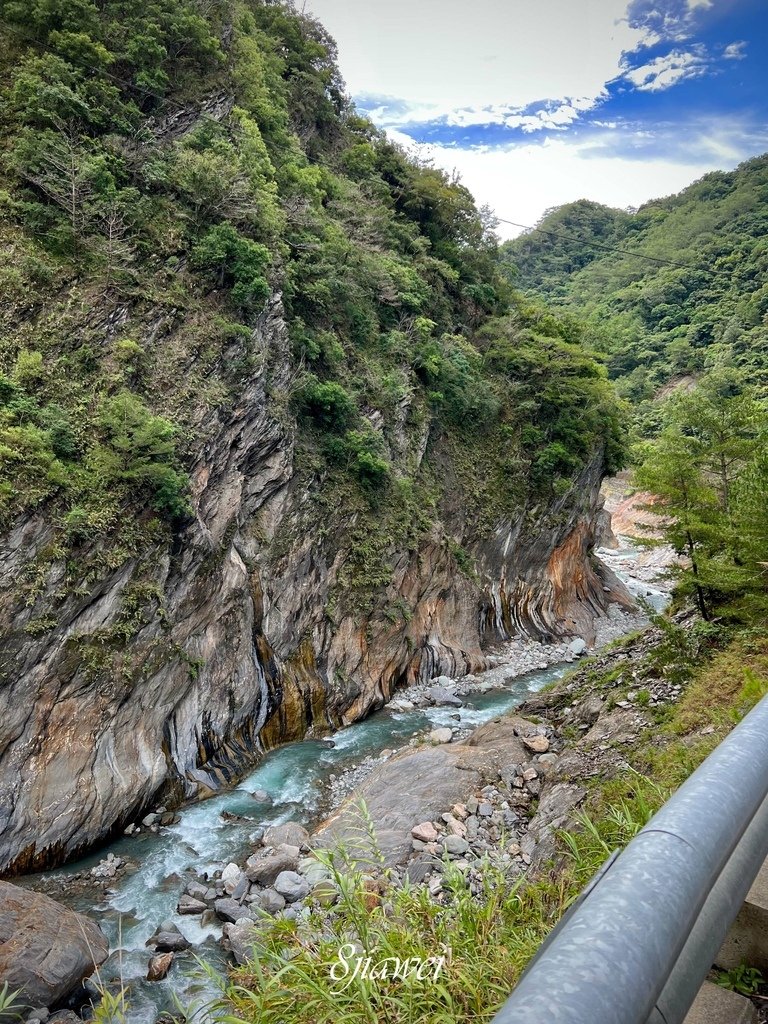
[0,297,629,874]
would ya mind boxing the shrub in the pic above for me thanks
[299,377,357,432]
[191,222,270,311]
[94,391,190,518]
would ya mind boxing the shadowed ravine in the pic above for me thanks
[16,547,668,1022]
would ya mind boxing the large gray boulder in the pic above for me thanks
[262,823,309,850]
[0,881,108,1008]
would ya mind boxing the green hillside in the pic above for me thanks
[501,157,768,424]
[0,0,625,577]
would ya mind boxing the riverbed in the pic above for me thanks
[22,540,671,1022]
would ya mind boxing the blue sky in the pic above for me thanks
[308,0,768,237]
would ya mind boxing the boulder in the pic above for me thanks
[568,638,588,657]
[522,734,550,754]
[389,699,414,712]
[185,881,209,901]
[147,952,174,981]
[429,728,453,744]
[221,919,267,966]
[427,686,463,707]
[214,898,251,923]
[249,789,273,805]
[255,888,286,915]
[297,856,331,885]
[221,863,244,894]
[146,930,190,953]
[177,894,207,915]
[411,821,439,843]
[231,874,250,902]
[0,881,108,1009]
[263,823,309,850]
[245,850,297,885]
[273,871,310,903]
[443,835,469,856]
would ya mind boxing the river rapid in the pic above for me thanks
[20,540,670,1022]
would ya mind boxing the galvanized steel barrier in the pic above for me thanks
[491,693,768,1024]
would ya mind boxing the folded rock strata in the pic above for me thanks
[0,297,631,874]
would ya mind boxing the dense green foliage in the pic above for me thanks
[501,163,768,623]
[0,0,625,594]
[501,158,768,430]
[635,370,768,622]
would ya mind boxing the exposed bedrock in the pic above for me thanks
[0,880,108,1008]
[0,297,630,874]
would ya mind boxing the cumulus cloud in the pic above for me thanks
[625,0,709,44]
[360,94,605,136]
[622,46,709,92]
[306,0,764,231]
[723,41,747,59]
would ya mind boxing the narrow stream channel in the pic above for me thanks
[25,545,669,1022]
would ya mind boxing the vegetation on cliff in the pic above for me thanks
[501,163,768,627]
[0,0,624,607]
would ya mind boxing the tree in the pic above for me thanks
[635,372,768,619]
[190,222,271,311]
[92,391,189,517]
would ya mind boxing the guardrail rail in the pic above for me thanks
[492,693,768,1024]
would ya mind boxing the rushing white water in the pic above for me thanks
[31,548,670,1021]
[43,665,565,1022]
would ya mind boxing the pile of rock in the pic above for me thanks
[395,641,589,711]
[124,805,180,836]
[396,730,559,899]
[145,822,340,971]
[90,853,124,879]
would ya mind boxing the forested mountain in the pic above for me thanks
[0,0,624,544]
[0,5,767,1022]
[501,157,768,424]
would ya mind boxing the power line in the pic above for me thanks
[0,23,736,283]
[496,217,732,279]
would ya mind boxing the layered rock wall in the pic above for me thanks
[0,298,629,874]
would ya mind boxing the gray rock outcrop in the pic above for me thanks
[0,296,631,874]
[0,881,108,1008]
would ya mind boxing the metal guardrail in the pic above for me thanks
[492,693,768,1024]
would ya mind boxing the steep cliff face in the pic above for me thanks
[0,296,627,875]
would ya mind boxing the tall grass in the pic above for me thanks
[217,857,546,1024]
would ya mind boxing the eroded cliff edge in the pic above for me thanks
[0,297,629,874]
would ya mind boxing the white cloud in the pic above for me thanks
[305,1,762,242]
[723,41,747,59]
[387,129,760,239]
[622,47,709,92]
[308,0,649,112]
